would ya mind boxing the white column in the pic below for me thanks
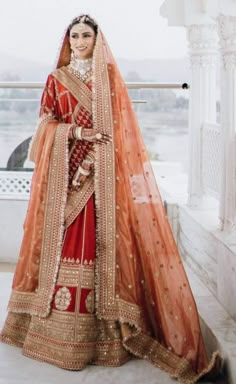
[218,14,236,230]
[187,24,218,206]
[160,0,219,207]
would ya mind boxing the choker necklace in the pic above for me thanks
[68,57,92,82]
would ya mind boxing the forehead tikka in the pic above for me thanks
[79,15,86,23]
[74,15,97,28]
[76,23,87,31]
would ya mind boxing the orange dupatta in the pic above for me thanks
[92,30,221,382]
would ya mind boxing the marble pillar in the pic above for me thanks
[218,14,236,230]
[187,23,218,206]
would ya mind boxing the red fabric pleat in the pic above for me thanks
[61,194,96,264]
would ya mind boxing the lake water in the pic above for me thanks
[0,109,188,171]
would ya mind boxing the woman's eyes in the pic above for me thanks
[71,34,91,39]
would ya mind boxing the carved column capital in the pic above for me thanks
[187,24,218,67]
[188,24,218,51]
[218,14,236,70]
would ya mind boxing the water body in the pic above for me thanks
[0,109,188,171]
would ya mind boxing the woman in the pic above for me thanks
[0,14,222,383]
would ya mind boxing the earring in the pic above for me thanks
[70,50,76,64]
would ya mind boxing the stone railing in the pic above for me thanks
[0,171,32,200]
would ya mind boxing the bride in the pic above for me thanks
[0,14,222,383]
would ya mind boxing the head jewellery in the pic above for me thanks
[71,14,98,29]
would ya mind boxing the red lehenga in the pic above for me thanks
[0,23,222,383]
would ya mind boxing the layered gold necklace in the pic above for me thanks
[68,57,92,82]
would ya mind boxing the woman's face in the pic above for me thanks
[69,23,96,60]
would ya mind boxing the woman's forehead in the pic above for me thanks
[70,23,95,34]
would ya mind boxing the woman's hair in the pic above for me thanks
[67,14,98,36]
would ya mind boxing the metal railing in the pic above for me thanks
[0,82,189,106]
[0,81,190,90]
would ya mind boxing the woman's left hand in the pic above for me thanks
[77,174,87,187]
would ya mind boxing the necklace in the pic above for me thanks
[68,57,92,82]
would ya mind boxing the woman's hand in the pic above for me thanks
[74,126,112,144]
[77,174,87,188]
[82,128,112,144]
[72,164,92,189]
[72,173,88,189]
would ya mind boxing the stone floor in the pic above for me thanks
[0,269,227,384]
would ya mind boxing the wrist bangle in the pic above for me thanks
[78,166,90,176]
[69,125,76,140]
[75,126,82,140]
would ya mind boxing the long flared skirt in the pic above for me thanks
[0,195,131,369]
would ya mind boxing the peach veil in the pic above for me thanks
[8,20,222,383]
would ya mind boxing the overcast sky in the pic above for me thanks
[0,0,188,65]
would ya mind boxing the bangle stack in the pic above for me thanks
[71,125,83,140]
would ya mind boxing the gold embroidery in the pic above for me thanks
[65,177,94,228]
[92,32,144,329]
[85,291,95,313]
[54,287,71,311]
[56,263,94,288]
[53,67,92,115]
[1,311,131,370]
[122,327,222,384]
